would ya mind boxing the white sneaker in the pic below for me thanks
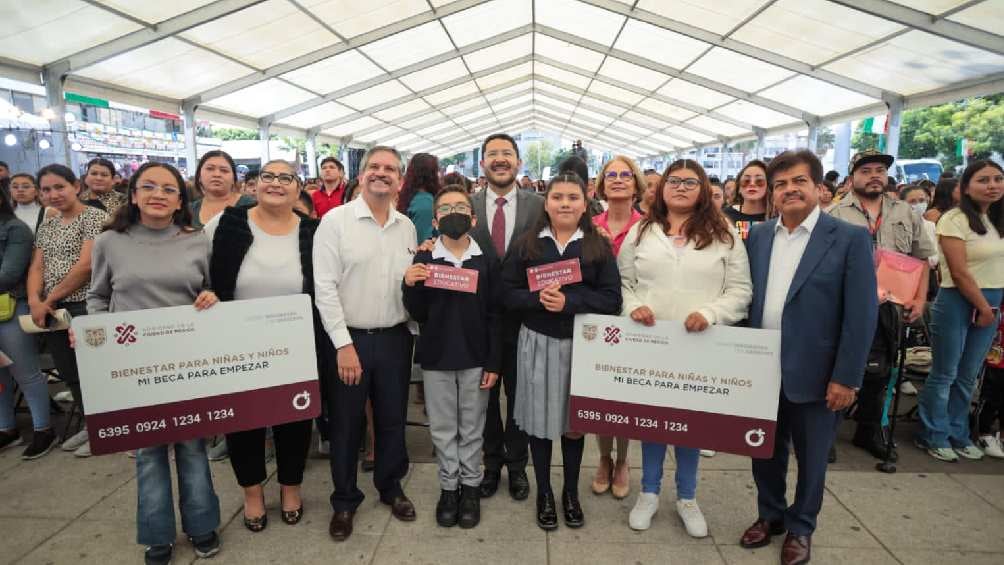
[926,447,959,462]
[53,390,74,403]
[318,437,330,456]
[699,450,716,457]
[73,441,91,458]
[628,492,659,531]
[954,444,984,460]
[899,380,918,395]
[675,498,708,538]
[978,434,1004,459]
[61,428,88,451]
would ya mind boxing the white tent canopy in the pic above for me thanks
[2,0,1003,158]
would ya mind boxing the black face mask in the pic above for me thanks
[438,213,472,239]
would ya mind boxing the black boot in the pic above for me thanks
[458,485,481,529]
[853,424,898,462]
[536,491,558,531]
[436,489,460,527]
[561,490,584,528]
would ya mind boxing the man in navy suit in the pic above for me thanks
[740,150,878,565]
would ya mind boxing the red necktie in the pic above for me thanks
[492,197,507,257]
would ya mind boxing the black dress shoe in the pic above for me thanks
[536,491,558,531]
[280,491,304,525]
[561,490,584,528]
[458,485,481,529]
[479,469,500,498]
[508,469,530,501]
[329,510,354,541]
[436,489,460,527]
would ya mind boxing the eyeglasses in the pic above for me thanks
[665,177,701,190]
[436,203,472,215]
[605,171,634,181]
[741,176,766,187]
[259,172,298,186]
[137,183,181,196]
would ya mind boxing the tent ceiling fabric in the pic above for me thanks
[3,0,1003,157]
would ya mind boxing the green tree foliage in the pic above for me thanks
[851,95,1002,169]
[524,140,555,178]
[211,127,260,141]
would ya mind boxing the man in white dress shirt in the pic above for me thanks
[742,150,877,565]
[313,146,419,542]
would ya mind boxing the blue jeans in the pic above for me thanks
[136,439,220,546]
[0,300,49,431]
[640,442,699,499]
[917,287,1004,449]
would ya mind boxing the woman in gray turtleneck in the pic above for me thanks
[87,162,223,565]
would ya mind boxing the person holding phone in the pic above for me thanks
[27,164,109,458]
[916,160,1004,462]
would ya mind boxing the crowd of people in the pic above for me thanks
[0,132,1000,565]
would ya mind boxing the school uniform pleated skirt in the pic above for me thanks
[514,325,572,441]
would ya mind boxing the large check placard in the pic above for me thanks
[570,314,782,458]
[73,294,320,455]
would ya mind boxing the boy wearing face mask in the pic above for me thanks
[402,185,502,529]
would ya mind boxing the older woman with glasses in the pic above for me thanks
[205,160,329,532]
[590,156,645,499]
[725,160,770,240]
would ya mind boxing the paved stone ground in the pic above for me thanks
[2,391,1003,565]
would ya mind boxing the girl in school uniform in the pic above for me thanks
[402,184,501,529]
[502,173,622,531]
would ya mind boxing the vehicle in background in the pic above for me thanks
[895,159,942,183]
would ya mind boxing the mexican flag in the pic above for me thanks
[861,114,888,135]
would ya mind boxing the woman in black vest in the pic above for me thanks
[205,159,332,532]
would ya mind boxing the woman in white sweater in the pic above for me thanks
[621,159,752,538]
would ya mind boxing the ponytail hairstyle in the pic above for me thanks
[517,173,612,263]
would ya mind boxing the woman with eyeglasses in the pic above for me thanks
[725,160,770,240]
[205,160,327,532]
[28,164,109,458]
[10,174,50,234]
[88,162,222,565]
[589,156,645,500]
[190,150,256,229]
[80,158,127,215]
[621,159,752,538]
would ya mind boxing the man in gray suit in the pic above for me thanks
[471,133,544,501]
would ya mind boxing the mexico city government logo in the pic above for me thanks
[115,323,138,345]
[581,324,598,342]
[603,326,621,345]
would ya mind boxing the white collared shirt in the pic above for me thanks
[313,196,418,348]
[432,236,483,268]
[538,226,584,255]
[762,205,821,331]
[485,186,518,253]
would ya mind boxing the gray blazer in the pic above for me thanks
[471,187,544,266]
